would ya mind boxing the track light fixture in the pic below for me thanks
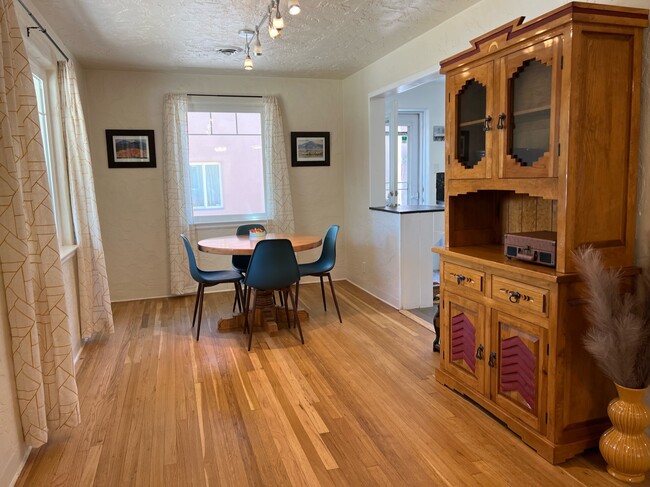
[237,0,301,70]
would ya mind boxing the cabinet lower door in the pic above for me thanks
[491,311,547,432]
[441,292,486,394]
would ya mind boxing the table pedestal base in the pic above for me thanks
[218,290,309,336]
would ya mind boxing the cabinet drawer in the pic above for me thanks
[443,262,485,294]
[492,276,549,317]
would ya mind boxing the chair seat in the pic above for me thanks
[196,269,242,285]
[298,262,329,276]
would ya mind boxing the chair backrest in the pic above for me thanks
[316,225,340,272]
[244,239,300,290]
[233,224,267,271]
[181,234,201,282]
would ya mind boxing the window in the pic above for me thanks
[190,162,223,209]
[187,97,266,224]
[33,73,57,223]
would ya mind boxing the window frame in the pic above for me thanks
[187,96,267,225]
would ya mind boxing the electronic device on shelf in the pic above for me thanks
[504,231,557,267]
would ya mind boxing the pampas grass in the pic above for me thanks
[573,247,650,389]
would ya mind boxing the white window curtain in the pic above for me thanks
[263,96,295,233]
[163,93,195,295]
[57,60,114,339]
[0,0,79,447]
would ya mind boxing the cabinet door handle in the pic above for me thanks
[497,113,506,129]
[476,344,485,360]
[483,115,493,132]
[488,352,497,368]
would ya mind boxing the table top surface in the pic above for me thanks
[198,233,322,255]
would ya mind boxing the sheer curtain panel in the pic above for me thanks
[263,96,295,233]
[58,60,114,339]
[163,93,196,295]
[0,0,79,447]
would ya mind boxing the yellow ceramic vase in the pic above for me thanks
[599,384,650,483]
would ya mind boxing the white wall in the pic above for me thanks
[82,71,345,301]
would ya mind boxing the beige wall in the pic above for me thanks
[82,71,345,301]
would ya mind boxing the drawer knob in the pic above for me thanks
[509,291,521,303]
[476,344,485,360]
[456,274,465,285]
[499,288,533,304]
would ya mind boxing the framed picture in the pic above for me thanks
[106,129,156,168]
[291,132,330,167]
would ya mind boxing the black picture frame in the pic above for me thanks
[291,132,330,167]
[106,129,156,168]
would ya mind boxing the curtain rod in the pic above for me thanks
[16,0,69,62]
[187,94,263,99]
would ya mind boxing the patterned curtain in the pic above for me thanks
[0,0,79,447]
[263,96,295,233]
[57,60,114,339]
[163,93,195,295]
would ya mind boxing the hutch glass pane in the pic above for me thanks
[509,60,552,166]
[457,80,487,169]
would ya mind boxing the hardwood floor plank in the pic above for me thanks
[14,281,639,487]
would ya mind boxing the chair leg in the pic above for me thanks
[234,282,243,314]
[319,275,327,311]
[294,281,300,328]
[232,283,241,313]
[192,283,201,328]
[243,284,252,334]
[196,283,206,341]
[248,289,259,351]
[327,273,342,323]
[283,289,291,327]
[288,286,304,344]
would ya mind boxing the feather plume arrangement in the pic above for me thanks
[573,247,650,389]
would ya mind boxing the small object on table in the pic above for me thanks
[249,228,267,239]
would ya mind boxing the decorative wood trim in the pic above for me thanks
[440,2,648,72]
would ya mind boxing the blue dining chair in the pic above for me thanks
[243,239,303,351]
[296,225,342,323]
[181,234,244,341]
[231,224,266,312]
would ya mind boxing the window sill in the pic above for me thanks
[60,245,78,264]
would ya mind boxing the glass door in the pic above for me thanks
[498,37,561,178]
[397,112,422,205]
[447,62,494,179]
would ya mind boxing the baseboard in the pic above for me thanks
[346,278,399,309]
[5,445,31,487]
[399,309,436,334]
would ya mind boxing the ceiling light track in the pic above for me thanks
[239,0,301,71]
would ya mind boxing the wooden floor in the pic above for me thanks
[16,281,645,486]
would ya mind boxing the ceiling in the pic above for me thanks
[29,0,481,79]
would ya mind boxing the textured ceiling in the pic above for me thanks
[29,0,480,79]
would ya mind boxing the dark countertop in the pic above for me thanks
[369,204,445,214]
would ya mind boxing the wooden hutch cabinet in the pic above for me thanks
[433,3,648,464]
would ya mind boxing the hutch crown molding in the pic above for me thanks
[433,2,648,464]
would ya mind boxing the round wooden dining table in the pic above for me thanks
[198,233,322,255]
[197,233,322,335]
